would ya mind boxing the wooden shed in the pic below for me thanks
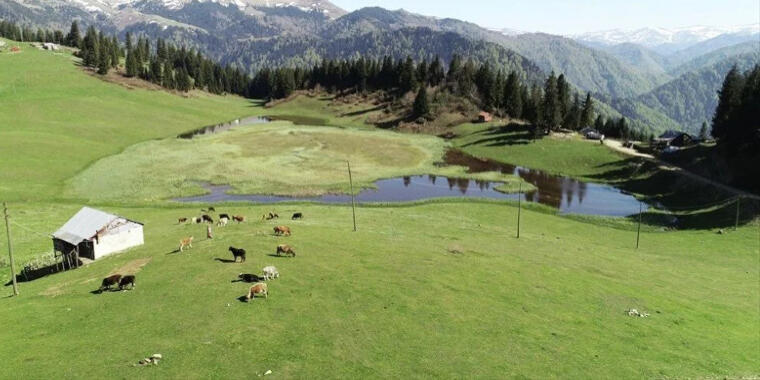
[52,207,144,263]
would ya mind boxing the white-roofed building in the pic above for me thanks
[52,207,144,261]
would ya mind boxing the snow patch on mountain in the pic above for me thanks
[574,24,760,48]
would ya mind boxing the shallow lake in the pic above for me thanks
[173,117,648,216]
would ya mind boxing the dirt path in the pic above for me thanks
[603,139,760,200]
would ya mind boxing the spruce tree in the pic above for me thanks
[503,72,522,119]
[97,40,109,75]
[412,86,430,119]
[712,65,744,139]
[564,93,581,130]
[557,74,570,122]
[429,56,445,86]
[398,56,417,94]
[580,92,594,127]
[542,72,560,131]
[65,21,81,48]
[125,48,138,78]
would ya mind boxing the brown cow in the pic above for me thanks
[233,215,246,223]
[245,283,268,301]
[99,274,122,292]
[119,275,136,290]
[178,217,188,224]
[276,244,296,257]
[179,236,194,252]
[273,226,291,236]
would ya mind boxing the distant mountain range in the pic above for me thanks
[574,24,759,54]
[1,0,758,135]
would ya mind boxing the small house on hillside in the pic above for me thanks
[656,130,695,147]
[52,207,144,262]
[478,111,493,123]
[580,127,604,140]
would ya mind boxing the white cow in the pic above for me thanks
[263,266,279,281]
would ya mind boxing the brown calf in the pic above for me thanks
[233,215,246,223]
[179,236,194,252]
[99,274,122,292]
[245,283,268,301]
[276,244,296,257]
[273,226,291,236]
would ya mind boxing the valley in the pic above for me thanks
[0,3,758,379]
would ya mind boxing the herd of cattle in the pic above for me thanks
[96,207,301,300]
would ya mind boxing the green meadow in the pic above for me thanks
[0,38,758,379]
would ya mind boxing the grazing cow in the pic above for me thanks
[245,283,268,301]
[179,236,194,252]
[263,266,279,280]
[238,273,265,283]
[217,217,229,227]
[99,274,122,292]
[202,214,214,224]
[219,213,231,221]
[119,275,136,290]
[291,212,303,220]
[178,217,188,224]
[273,226,291,236]
[233,215,246,223]
[229,247,246,263]
[263,212,279,220]
[276,244,296,257]
[192,217,203,224]
[208,207,215,212]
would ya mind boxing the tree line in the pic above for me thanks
[2,19,643,140]
[712,64,760,152]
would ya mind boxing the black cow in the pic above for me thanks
[237,273,265,283]
[119,275,136,290]
[219,213,231,221]
[291,212,303,220]
[228,247,246,263]
[202,214,214,224]
[99,274,122,292]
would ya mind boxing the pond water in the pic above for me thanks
[175,149,648,217]
[173,117,648,216]
[178,116,270,139]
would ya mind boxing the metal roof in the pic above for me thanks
[52,207,124,245]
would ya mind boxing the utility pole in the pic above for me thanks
[3,202,19,296]
[735,196,741,231]
[516,182,522,239]
[636,202,642,249]
[347,161,357,232]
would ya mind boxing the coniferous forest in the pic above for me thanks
[1,19,650,139]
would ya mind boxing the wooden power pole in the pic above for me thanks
[516,182,522,239]
[636,202,642,249]
[3,202,19,296]
[347,161,357,232]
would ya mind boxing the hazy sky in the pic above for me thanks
[330,0,760,35]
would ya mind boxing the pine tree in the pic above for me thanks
[398,56,417,94]
[412,86,430,119]
[125,48,138,78]
[564,93,581,130]
[97,39,109,75]
[542,72,560,131]
[712,65,744,139]
[65,21,81,48]
[81,26,99,67]
[579,92,594,127]
[429,55,445,86]
[503,72,522,119]
[557,74,570,122]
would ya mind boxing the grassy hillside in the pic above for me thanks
[0,38,255,201]
[1,202,758,378]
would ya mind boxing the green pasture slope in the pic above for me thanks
[0,38,255,201]
[0,38,758,378]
